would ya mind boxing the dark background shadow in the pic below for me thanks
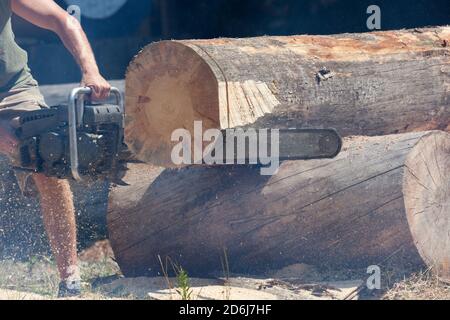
[12,0,450,84]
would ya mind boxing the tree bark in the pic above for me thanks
[107,131,450,280]
[125,27,450,166]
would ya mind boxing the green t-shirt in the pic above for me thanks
[0,0,31,91]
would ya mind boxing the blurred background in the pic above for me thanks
[2,0,449,260]
[12,0,450,84]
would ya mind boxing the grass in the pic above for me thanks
[176,268,193,300]
[0,257,59,297]
[220,247,231,300]
[1,242,449,300]
[382,269,450,300]
[0,253,123,299]
[158,255,194,300]
[156,248,231,300]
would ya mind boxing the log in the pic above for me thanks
[125,27,450,167]
[107,131,450,280]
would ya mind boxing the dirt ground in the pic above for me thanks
[0,240,448,300]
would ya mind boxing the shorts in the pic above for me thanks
[0,78,48,120]
[0,78,48,196]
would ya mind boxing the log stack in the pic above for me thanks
[108,27,450,280]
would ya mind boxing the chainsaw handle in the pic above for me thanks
[69,86,123,110]
[68,86,123,182]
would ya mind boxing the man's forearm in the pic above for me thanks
[53,16,99,78]
[53,16,111,99]
[12,0,111,99]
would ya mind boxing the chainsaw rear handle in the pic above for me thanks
[68,86,123,181]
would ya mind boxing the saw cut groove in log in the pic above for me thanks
[126,27,450,166]
[108,131,450,279]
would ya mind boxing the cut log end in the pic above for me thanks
[403,132,450,280]
[125,41,220,166]
[125,28,450,167]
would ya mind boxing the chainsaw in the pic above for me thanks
[12,87,342,183]
[13,87,129,184]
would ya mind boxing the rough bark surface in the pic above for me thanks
[108,131,450,280]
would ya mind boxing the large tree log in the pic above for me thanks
[125,27,450,166]
[107,131,450,280]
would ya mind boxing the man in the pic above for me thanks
[0,0,111,297]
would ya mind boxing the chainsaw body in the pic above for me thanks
[14,87,125,182]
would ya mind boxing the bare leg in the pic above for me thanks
[33,174,79,281]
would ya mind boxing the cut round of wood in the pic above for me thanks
[125,27,450,166]
[403,133,450,278]
[107,131,450,279]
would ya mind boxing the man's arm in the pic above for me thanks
[11,0,111,100]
